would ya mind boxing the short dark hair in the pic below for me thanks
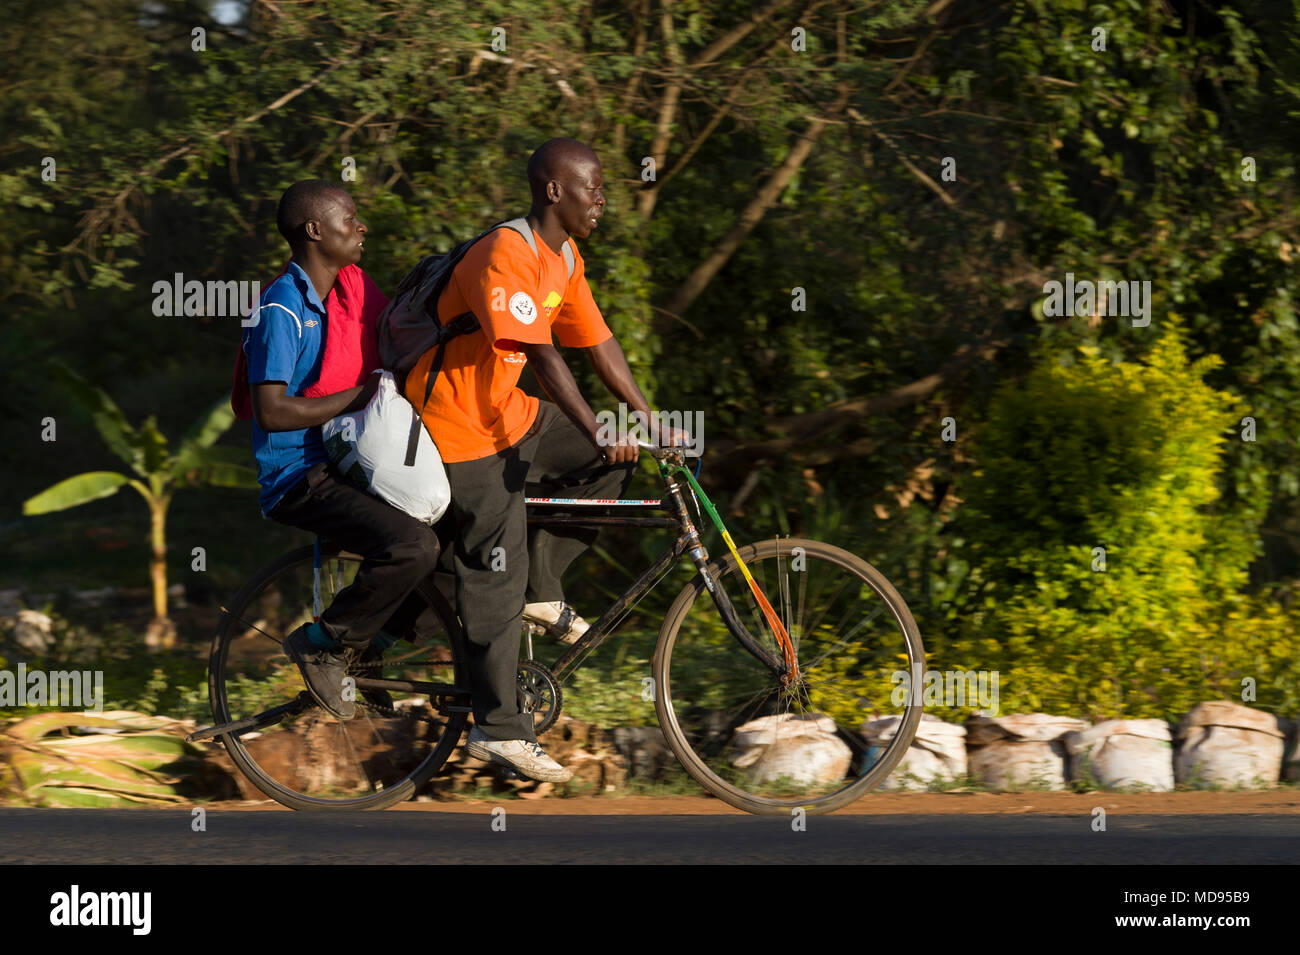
[276,180,347,248]
[526,138,598,201]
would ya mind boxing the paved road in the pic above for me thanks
[1,809,1296,864]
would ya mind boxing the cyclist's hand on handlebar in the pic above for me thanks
[660,426,692,449]
[600,436,640,465]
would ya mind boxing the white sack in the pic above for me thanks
[966,713,1089,791]
[1173,701,1284,788]
[730,713,851,787]
[1064,719,1174,791]
[861,714,967,791]
[321,371,450,525]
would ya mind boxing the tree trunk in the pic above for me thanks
[144,493,175,651]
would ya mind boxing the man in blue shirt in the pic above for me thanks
[242,180,439,720]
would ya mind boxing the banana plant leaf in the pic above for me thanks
[48,360,142,474]
[136,415,171,474]
[22,471,130,515]
[173,446,259,488]
[172,394,239,467]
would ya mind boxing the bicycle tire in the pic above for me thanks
[652,538,925,815]
[208,543,469,811]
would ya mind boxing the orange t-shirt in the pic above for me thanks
[404,226,612,463]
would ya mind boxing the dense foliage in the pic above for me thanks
[2,0,1297,722]
[947,322,1300,720]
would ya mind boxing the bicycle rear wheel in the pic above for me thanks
[652,538,924,815]
[208,544,469,811]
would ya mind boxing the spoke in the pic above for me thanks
[799,560,842,638]
[725,680,784,721]
[354,705,398,782]
[801,574,854,643]
[801,603,887,673]
[775,550,793,653]
[335,718,374,793]
[226,609,282,648]
[792,559,809,654]
[676,670,782,718]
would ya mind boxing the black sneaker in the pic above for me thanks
[282,624,357,720]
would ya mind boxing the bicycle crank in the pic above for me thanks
[517,660,562,734]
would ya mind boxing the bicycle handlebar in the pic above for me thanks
[636,439,695,462]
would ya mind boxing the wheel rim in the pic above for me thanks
[657,539,924,810]
[211,548,465,809]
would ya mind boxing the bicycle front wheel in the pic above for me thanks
[653,538,924,815]
[208,544,469,811]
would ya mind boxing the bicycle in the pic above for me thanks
[189,445,925,815]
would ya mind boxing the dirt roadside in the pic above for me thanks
[192,790,1300,815]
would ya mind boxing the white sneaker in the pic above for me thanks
[465,726,574,782]
[522,601,590,645]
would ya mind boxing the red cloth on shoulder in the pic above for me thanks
[231,263,389,419]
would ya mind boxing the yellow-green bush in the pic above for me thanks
[949,321,1298,721]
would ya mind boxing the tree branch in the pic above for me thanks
[64,61,345,259]
[654,86,851,336]
[706,338,1009,476]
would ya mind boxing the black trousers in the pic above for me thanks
[444,402,635,742]
[267,461,441,651]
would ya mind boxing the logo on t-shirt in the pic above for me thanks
[509,292,538,325]
[542,290,562,318]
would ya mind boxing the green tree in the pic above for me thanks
[22,363,257,649]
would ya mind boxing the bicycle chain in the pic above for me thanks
[353,695,447,728]
[346,655,444,726]
[348,658,558,732]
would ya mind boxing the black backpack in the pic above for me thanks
[377,217,575,465]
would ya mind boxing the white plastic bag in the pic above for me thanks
[321,371,450,525]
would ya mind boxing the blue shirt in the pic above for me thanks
[242,261,329,515]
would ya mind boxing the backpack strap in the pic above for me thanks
[405,337,449,467]
[561,240,575,280]
[404,311,477,467]
[498,217,575,280]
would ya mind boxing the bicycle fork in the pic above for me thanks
[662,471,800,685]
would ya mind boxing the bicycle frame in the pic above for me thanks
[528,451,789,683]
[190,452,793,745]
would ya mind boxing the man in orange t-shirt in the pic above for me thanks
[405,139,678,782]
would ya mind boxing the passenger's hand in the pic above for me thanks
[346,370,381,413]
[358,370,382,406]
